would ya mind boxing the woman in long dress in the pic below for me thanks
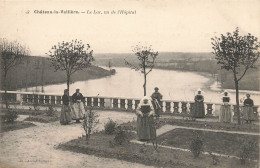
[193,89,205,118]
[219,90,233,123]
[243,94,254,124]
[60,89,72,125]
[71,89,85,123]
[136,96,156,141]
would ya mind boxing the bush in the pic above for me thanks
[114,126,129,145]
[104,119,117,135]
[46,105,55,116]
[238,140,257,165]
[1,110,18,123]
[190,131,203,158]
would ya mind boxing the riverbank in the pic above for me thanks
[1,56,114,91]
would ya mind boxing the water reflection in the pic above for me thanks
[22,67,260,105]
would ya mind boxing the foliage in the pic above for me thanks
[0,38,30,107]
[104,118,117,135]
[211,27,260,124]
[1,110,18,123]
[48,39,94,93]
[190,131,203,158]
[125,43,158,96]
[114,126,129,145]
[46,105,56,116]
[83,107,99,141]
[238,139,257,165]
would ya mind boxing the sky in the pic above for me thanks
[0,0,259,56]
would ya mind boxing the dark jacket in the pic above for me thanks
[72,92,84,103]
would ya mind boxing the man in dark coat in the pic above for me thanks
[151,87,163,117]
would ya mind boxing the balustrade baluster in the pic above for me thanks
[120,99,126,109]
[87,97,92,106]
[181,102,187,114]
[127,99,133,111]
[165,101,171,113]
[100,98,105,108]
[113,98,118,109]
[173,102,179,114]
[93,98,99,107]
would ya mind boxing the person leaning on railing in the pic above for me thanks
[243,94,254,124]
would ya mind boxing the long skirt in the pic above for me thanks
[219,105,233,123]
[60,105,72,125]
[71,102,85,120]
[243,106,254,121]
[193,102,205,118]
[137,115,156,141]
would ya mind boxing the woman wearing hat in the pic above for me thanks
[243,94,254,124]
[60,89,72,125]
[193,89,205,118]
[71,88,85,123]
[136,96,156,141]
[219,90,233,123]
[151,87,163,117]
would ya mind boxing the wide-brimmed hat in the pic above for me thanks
[154,87,159,90]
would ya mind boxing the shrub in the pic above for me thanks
[104,119,117,135]
[46,105,55,116]
[114,126,129,145]
[83,108,99,141]
[238,140,257,165]
[2,110,18,123]
[190,131,203,158]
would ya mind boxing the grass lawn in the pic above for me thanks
[121,118,260,133]
[157,128,259,160]
[24,114,59,123]
[0,121,36,132]
[58,131,258,168]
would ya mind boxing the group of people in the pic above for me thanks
[136,87,256,141]
[60,88,85,125]
[59,87,255,142]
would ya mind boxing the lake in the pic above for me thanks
[21,67,260,105]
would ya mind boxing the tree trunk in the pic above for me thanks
[143,73,147,96]
[4,71,9,109]
[235,80,241,125]
[67,73,70,94]
[234,74,241,125]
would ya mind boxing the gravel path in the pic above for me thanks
[0,111,153,168]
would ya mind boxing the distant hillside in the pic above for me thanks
[93,52,215,67]
[1,56,113,91]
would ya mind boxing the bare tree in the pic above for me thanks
[125,44,158,96]
[48,39,94,93]
[0,38,29,108]
[211,28,260,124]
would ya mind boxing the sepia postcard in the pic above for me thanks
[0,0,259,168]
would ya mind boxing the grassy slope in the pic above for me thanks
[1,56,112,90]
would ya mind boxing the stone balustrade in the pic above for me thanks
[0,91,259,116]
